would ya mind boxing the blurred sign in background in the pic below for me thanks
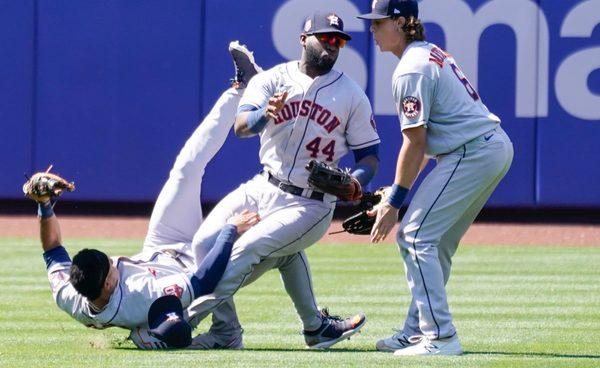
[1,0,599,207]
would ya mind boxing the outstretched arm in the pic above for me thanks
[38,201,62,252]
[190,210,260,297]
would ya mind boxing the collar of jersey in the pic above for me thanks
[90,274,123,325]
[400,41,428,60]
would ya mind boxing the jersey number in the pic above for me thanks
[306,137,335,162]
[450,62,480,102]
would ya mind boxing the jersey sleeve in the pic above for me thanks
[345,91,381,150]
[238,68,278,110]
[44,246,95,326]
[393,73,434,131]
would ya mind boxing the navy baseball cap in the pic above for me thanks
[357,0,419,20]
[148,295,192,348]
[303,11,352,40]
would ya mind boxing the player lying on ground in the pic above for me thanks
[358,0,513,356]
[28,173,258,348]
[184,11,380,349]
[29,42,366,350]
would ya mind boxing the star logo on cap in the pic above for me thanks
[372,0,381,9]
[165,312,180,322]
[327,14,340,26]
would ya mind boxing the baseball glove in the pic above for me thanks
[338,187,390,235]
[23,167,75,203]
[305,160,362,201]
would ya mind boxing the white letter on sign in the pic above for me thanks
[556,0,600,121]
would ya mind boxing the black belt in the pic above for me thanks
[266,172,324,201]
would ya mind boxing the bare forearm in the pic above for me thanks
[395,137,426,189]
[39,211,62,252]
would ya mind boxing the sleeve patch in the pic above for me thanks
[402,96,421,119]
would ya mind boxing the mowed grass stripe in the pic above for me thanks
[0,239,599,367]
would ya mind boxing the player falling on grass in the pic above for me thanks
[26,41,366,350]
[358,0,513,356]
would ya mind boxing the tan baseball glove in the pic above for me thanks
[23,167,75,203]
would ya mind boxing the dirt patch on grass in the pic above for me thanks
[1,215,598,246]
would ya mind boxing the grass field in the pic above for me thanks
[1,238,599,367]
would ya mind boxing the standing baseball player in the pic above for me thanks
[187,11,381,349]
[358,0,514,356]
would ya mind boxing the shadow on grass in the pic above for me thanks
[113,346,368,353]
[242,347,368,353]
[466,351,600,360]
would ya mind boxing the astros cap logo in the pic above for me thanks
[327,14,339,26]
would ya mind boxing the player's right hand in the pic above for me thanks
[266,91,288,120]
[228,209,261,234]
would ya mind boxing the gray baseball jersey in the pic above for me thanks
[393,41,500,156]
[239,61,380,187]
[48,252,196,329]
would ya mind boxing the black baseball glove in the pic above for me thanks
[338,187,390,235]
[305,160,362,201]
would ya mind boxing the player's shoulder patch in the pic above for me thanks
[402,96,421,120]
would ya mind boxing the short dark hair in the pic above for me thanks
[70,249,110,300]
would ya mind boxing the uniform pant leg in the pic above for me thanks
[189,186,333,326]
[186,252,319,328]
[402,179,500,337]
[144,88,242,248]
[397,129,513,339]
[278,251,322,330]
[191,180,259,268]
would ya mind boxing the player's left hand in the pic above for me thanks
[22,166,75,203]
[367,202,399,243]
[266,91,288,120]
[228,209,261,234]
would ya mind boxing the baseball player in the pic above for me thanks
[31,42,368,350]
[358,0,514,356]
[186,11,381,349]
[28,43,272,349]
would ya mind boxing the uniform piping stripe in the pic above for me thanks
[298,251,319,311]
[282,63,306,155]
[410,144,466,339]
[207,207,332,313]
[286,73,344,182]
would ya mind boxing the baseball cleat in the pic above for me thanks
[376,330,418,352]
[229,41,263,89]
[303,308,367,349]
[187,329,244,350]
[393,334,463,356]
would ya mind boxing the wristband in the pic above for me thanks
[387,184,409,209]
[246,106,270,134]
[351,163,376,187]
[37,201,55,219]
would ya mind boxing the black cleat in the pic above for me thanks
[228,41,263,89]
[303,308,367,349]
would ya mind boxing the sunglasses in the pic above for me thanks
[315,34,347,48]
